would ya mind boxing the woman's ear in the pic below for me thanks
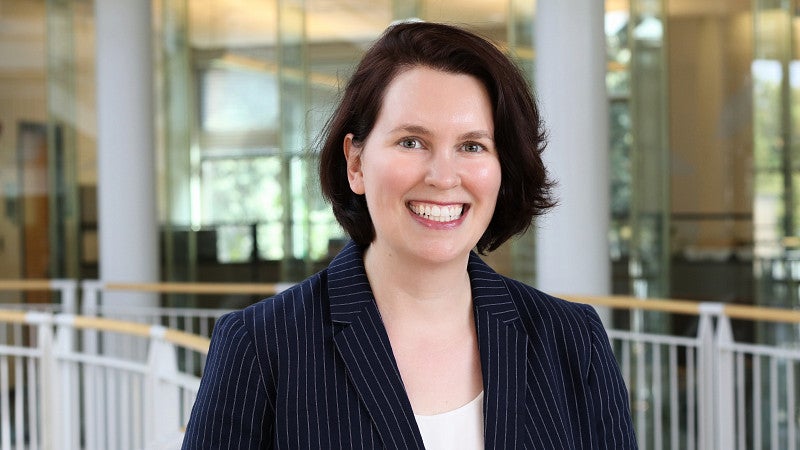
[344,133,365,195]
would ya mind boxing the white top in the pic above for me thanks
[413,391,485,450]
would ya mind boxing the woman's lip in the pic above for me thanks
[407,202,469,225]
[407,200,465,207]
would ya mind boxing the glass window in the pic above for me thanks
[158,0,535,282]
[200,68,278,133]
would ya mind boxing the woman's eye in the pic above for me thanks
[399,138,420,149]
[463,142,485,153]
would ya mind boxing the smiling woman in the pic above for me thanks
[182,22,638,450]
[343,67,501,267]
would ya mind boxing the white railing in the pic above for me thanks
[79,281,285,377]
[0,280,78,314]
[0,307,209,450]
[2,280,800,449]
[562,295,800,450]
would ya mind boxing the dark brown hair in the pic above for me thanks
[318,21,556,254]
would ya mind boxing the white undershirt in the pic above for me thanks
[413,391,484,450]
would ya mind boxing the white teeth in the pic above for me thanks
[410,203,464,222]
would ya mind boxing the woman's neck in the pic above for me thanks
[362,242,483,414]
[362,243,474,328]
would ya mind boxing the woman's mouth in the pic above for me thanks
[408,202,465,222]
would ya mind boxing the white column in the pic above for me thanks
[95,2,158,290]
[535,2,610,301]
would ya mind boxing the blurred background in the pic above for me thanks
[0,0,795,328]
[3,1,800,448]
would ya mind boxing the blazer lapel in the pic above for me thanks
[328,242,425,449]
[468,253,529,449]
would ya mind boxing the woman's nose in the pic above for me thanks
[424,152,460,189]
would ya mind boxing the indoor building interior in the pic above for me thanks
[0,0,798,448]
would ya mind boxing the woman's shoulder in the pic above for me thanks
[498,275,602,337]
[237,270,329,326]
[215,271,331,372]
[467,253,598,332]
[502,276,593,315]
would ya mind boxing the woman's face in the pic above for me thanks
[344,66,501,265]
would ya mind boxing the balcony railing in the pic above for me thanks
[0,309,208,450]
[1,280,800,449]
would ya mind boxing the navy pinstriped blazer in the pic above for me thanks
[182,241,637,449]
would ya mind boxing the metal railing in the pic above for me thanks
[0,283,209,450]
[562,295,800,450]
[2,280,800,449]
[0,279,78,314]
[79,281,286,377]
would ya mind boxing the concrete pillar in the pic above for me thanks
[95,1,158,289]
[535,1,610,301]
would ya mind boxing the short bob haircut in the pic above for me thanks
[319,21,556,254]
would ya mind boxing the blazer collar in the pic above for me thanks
[467,252,528,448]
[328,241,426,448]
[328,241,527,449]
[326,241,523,324]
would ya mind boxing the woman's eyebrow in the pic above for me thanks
[391,125,494,142]
[390,124,432,136]
[458,131,494,142]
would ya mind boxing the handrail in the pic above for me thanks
[71,315,153,337]
[104,281,283,296]
[6,278,800,326]
[0,279,63,290]
[0,309,30,323]
[96,282,800,325]
[723,303,800,324]
[562,295,702,315]
[0,307,208,448]
[163,329,212,353]
[567,294,800,324]
[0,309,212,354]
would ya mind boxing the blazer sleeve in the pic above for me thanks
[583,305,639,449]
[182,311,272,449]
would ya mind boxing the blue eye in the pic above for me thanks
[399,138,421,149]
[463,142,485,153]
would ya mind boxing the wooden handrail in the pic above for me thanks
[724,304,800,324]
[0,280,58,291]
[567,294,800,324]
[0,310,30,324]
[0,310,211,354]
[72,316,152,337]
[105,282,281,296]
[562,295,702,315]
[164,329,212,353]
[70,316,212,352]
[98,282,800,324]
[6,277,800,326]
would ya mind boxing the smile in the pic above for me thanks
[408,202,465,222]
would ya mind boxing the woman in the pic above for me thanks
[182,21,637,449]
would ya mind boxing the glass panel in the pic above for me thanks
[752,0,800,365]
[606,3,631,98]
[158,0,195,281]
[0,2,47,281]
[156,0,537,283]
[606,1,633,295]
[216,224,254,263]
[609,100,633,264]
[200,69,278,133]
[505,0,536,285]
[629,0,669,302]
[0,1,95,283]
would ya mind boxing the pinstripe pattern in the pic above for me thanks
[182,241,637,449]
